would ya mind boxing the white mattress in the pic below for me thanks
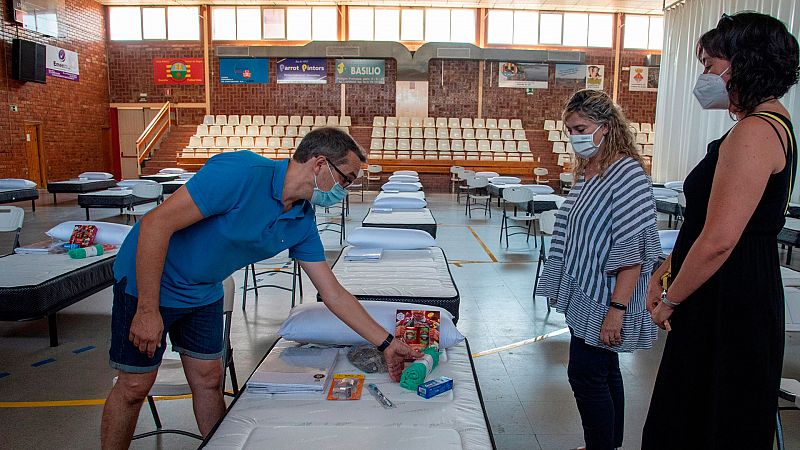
[531,194,566,207]
[0,251,117,287]
[204,339,492,449]
[333,247,457,299]
[375,191,426,201]
[364,208,436,225]
[80,188,132,197]
[785,217,800,232]
[48,179,107,185]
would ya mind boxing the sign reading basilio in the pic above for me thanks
[335,59,385,84]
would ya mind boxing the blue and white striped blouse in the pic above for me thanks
[536,157,661,352]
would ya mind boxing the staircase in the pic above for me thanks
[141,125,195,175]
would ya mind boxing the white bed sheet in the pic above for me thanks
[333,247,457,299]
[79,188,132,197]
[204,339,492,449]
[375,191,426,201]
[364,208,435,225]
[0,251,117,287]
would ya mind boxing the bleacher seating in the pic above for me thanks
[541,117,656,167]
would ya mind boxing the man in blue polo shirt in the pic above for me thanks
[101,128,421,448]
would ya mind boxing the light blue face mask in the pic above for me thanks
[311,161,348,207]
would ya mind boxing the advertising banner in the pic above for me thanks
[277,58,327,84]
[219,58,269,84]
[335,59,385,84]
[585,64,605,91]
[45,45,79,81]
[153,58,204,85]
[498,62,549,89]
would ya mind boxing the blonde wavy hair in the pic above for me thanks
[563,89,643,178]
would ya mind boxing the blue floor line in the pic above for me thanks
[31,358,56,368]
[72,345,96,354]
[0,372,9,379]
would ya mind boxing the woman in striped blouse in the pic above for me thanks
[536,89,661,450]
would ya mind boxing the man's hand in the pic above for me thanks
[383,339,423,382]
[128,309,164,358]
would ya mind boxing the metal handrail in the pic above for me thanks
[136,101,171,165]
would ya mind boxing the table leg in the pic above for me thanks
[85,208,90,220]
[52,193,57,205]
[48,313,58,347]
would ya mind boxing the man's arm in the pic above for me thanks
[300,260,423,381]
[129,187,206,358]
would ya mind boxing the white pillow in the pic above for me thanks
[46,221,132,245]
[178,172,195,180]
[373,197,427,209]
[278,301,465,349]
[159,168,186,174]
[78,172,113,180]
[475,171,499,178]
[347,227,434,250]
[490,176,521,185]
[118,179,158,188]
[388,174,420,183]
[0,178,36,189]
[381,182,420,192]
[393,170,418,176]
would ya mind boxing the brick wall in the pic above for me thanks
[428,60,481,119]
[0,0,110,181]
[616,50,659,124]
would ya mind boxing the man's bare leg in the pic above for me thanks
[101,370,158,449]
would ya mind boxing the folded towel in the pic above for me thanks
[400,347,440,391]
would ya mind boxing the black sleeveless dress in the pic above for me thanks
[642,112,796,449]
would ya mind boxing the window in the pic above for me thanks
[539,13,563,45]
[212,7,236,40]
[486,9,611,48]
[312,7,338,40]
[624,14,663,50]
[562,13,588,47]
[167,7,199,41]
[263,9,285,39]
[348,8,373,40]
[450,9,476,43]
[235,7,261,40]
[401,9,424,41]
[425,9,450,42]
[374,9,400,41]
[514,11,539,46]
[109,7,142,40]
[142,8,166,40]
[286,8,311,40]
[588,14,613,48]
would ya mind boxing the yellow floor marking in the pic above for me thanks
[472,327,570,358]
[0,394,192,408]
[467,226,498,263]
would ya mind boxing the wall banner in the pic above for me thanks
[153,58,204,85]
[629,66,659,92]
[335,59,385,84]
[45,45,79,81]
[498,62,549,89]
[219,58,269,84]
[585,64,605,91]
[277,58,326,84]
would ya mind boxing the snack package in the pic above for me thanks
[395,309,441,353]
[326,374,365,401]
[68,225,98,248]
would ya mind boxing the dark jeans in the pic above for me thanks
[568,333,624,450]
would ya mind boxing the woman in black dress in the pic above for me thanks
[643,12,799,449]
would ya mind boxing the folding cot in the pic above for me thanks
[139,174,180,183]
[0,250,116,346]
[0,188,38,210]
[161,179,188,195]
[77,189,158,220]
[362,208,438,238]
[46,179,118,204]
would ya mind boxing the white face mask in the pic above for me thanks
[569,125,605,159]
[693,66,730,109]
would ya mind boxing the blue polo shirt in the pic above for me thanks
[113,151,325,308]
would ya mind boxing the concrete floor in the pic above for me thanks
[0,190,798,450]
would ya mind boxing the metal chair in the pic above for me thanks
[559,172,574,194]
[316,199,346,245]
[534,167,550,184]
[777,378,800,450]
[500,187,537,247]
[130,276,238,442]
[533,210,556,312]
[450,166,464,193]
[0,206,23,255]
[465,176,491,218]
[366,164,382,191]
[456,170,475,204]
[242,252,304,310]
[127,182,163,223]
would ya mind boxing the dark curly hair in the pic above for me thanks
[697,12,799,115]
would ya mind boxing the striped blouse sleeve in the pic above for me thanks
[604,160,661,274]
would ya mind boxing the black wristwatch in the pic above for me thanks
[609,301,628,311]
[376,333,394,351]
